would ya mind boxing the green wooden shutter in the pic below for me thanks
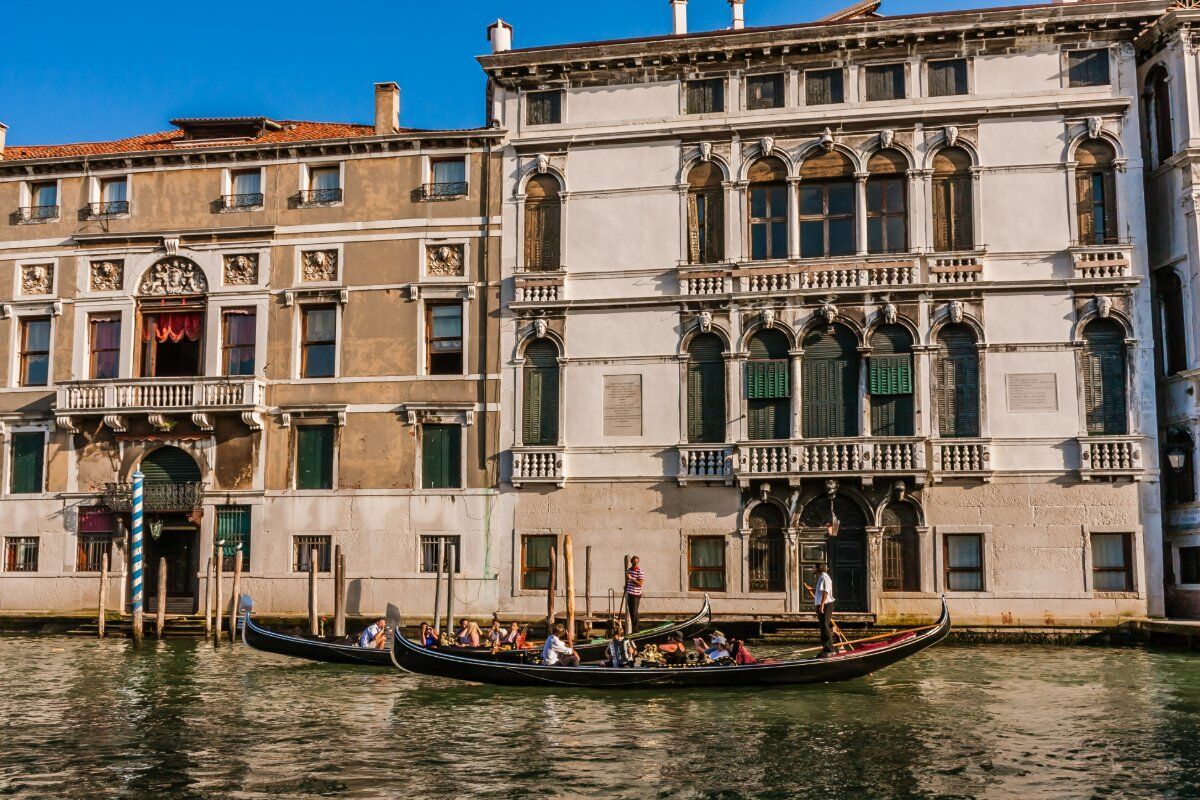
[1083,321,1127,436]
[422,424,462,489]
[937,325,979,438]
[747,331,791,441]
[703,191,724,264]
[217,505,251,566]
[687,334,726,443]
[10,432,43,494]
[932,179,950,252]
[746,361,790,398]
[523,340,560,446]
[524,205,544,268]
[140,446,201,484]
[802,325,858,438]
[296,426,334,490]
[869,355,912,395]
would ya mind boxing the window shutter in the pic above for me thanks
[952,176,973,250]
[937,326,979,438]
[542,203,561,269]
[10,432,43,494]
[687,193,701,264]
[1076,170,1095,244]
[1101,350,1127,435]
[956,356,980,437]
[1083,322,1128,436]
[937,357,956,437]
[746,360,790,399]
[932,179,951,252]
[704,191,724,263]
[524,205,544,268]
[422,425,462,489]
[1084,351,1105,434]
[523,342,560,445]
[296,426,333,490]
[688,335,726,444]
[1102,171,1118,243]
[524,369,544,444]
[869,354,912,395]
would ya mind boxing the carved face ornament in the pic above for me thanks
[533,318,548,339]
[944,126,959,147]
[879,129,895,149]
[698,310,713,333]
[818,127,835,152]
[535,153,550,175]
[948,300,964,324]
[759,136,775,158]
[762,308,776,329]
[882,302,898,325]
[1095,295,1113,319]
[698,142,713,163]
[1087,116,1103,140]
[819,299,838,324]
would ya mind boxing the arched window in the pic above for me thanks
[931,147,973,252]
[866,150,908,254]
[1155,268,1187,376]
[869,324,914,436]
[746,329,790,440]
[687,333,726,443]
[1082,319,1128,436]
[524,174,561,271]
[802,322,859,438]
[799,151,856,258]
[936,324,980,438]
[1145,66,1173,168]
[748,157,788,260]
[881,502,919,592]
[1164,429,1196,506]
[748,503,786,592]
[687,163,725,264]
[1075,140,1118,246]
[522,339,560,445]
[140,446,202,484]
[800,494,868,611]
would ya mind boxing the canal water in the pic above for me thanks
[1,637,1198,799]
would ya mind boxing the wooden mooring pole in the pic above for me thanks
[446,543,456,631]
[584,546,592,631]
[98,552,108,638]
[546,544,557,632]
[333,545,346,639]
[155,557,167,640]
[564,536,576,644]
[432,538,445,636]
[229,548,243,644]
[308,547,319,637]
[214,542,224,645]
[129,471,145,647]
[622,554,632,635]
[203,557,213,639]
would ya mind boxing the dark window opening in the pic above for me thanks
[928,59,968,97]
[421,535,462,573]
[1068,49,1110,88]
[19,317,50,387]
[426,303,464,375]
[686,78,725,114]
[222,309,256,377]
[140,311,203,378]
[301,305,336,379]
[944,533,982,591]
[1091,532,1132,591]
[526,90,563,125]
[293,535,332,572]
[805,69,844,106]
[865,64,906,101]
[746,73,785,110]
[89,314,121,380]
[521,534,554,590]
[688,536,726,591]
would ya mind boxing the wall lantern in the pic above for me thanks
[1167,447,1188,472]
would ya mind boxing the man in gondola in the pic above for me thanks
[358,616,387,649]
[814,564,835,657]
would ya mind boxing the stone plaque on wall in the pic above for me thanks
[603,374,643,436]
[1005,373,1058,412]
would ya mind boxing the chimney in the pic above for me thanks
[670,0,688,35]
[374,82,400,135]
[488,19,513,53]
[730,0,746,29]
[0,123,6,159]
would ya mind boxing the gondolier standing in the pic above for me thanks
[814,563,835,656]
[625,556,645,632]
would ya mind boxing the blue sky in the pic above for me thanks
[1,0,1008,146]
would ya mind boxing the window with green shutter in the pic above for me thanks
[1082,320,1127,436]
[422,424,462,489]
[687,334,726,443]
[523,340,560,446]
[216,505,251,572]
[936,325,979,438]
[869,325,914,436]
[747,329,791,440]
[295,425,334,490]
[802,323,859,438]
[10,432,44,494]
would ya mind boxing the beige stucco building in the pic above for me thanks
[483,0,1169,626]
[0,85,508,617]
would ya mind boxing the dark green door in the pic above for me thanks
[802,323,859,438]
[800,495,868,612]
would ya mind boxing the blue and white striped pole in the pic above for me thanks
[130,469,145,644]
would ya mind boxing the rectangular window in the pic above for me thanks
[293,535,332,572]
[98,177,128,215]
[231,169,262,196]
[944,534,983,591]
[77,507,116,572]
[688,536,727,591]
[927,59,968,97]
[10,432,44,495]
[746,73,785,110]
[1180,546,1200,585]
[799,181,856,258]
[28,181,58,218]
[19,317,51,387]
[431,158,466,186]
[426,303,464,375]
[865,64,906,101]
[305,165,342,203]
[1092,532,1133,591]
[420,534,462,573]
[222,309,256,377]
[301,305,336,379]
[805,68,844,106]
[1068,49,1110,88]
[526,90,563,125]
[421,424,462,490]
[216,505,252,573]
[866,176,908,254]
[295,425,335,490]
[521,534,555,590]
[88,314,121,380]
[686,78,725,114]
[749,183,789,260]
[4,537,38,572]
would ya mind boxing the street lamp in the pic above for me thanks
[1167,447,1188,472]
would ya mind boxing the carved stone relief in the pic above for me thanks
[426,244,465,277]
[138,257,208,295]
[20,264,52,295]
[223,254,259,286]
[90,260,124,292]
[301,250,338,283]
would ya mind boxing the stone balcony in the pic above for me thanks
[104,481,203,512]
[677,445,734,484]
[513,270,566,303]
[1078,435,1143,481]
[54,376,266,433]
[733,437,925,485]
[1069,242,1133,281]
[931,438,992,481]
[511,446,565,487]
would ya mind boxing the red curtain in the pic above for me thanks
[143,313,202,343]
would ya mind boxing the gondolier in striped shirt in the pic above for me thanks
[625,556,645,632]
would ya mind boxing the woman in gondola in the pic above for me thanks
[456,619,482,647]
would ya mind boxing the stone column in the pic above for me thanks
[789,349,804,439]
[787,177,802,259]
[867,525,884,615]
[855,171,870,256]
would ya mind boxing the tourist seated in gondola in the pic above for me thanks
[727,637,758,665]
[358,617,387,649]
[418,622,439,648]
[657,632,689,666]
[502,621,522,646]
[541,623,580,666]
[456,619,482,647]
[603,629,636,667]
[693,632,730,663]
[487,620,505,647]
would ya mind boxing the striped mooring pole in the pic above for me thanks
[130,469,145,645]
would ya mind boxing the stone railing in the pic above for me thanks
[56,377,264,413]
[514,272,565,303]
[734,438,924,478]
[1070,244,1132,280]
[735,259,917,294]
[677,445,734,483]
[678,267,732,296]
[932,439,992,478]
[104,481,203,512]
[1079,435,1142,480]
[511,447,565,487]
[928,253,984,284]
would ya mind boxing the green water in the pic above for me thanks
[1,636,1198,799]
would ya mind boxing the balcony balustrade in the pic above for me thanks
[677,445,733,483]
[221,193,264,210]
[16,205,59,222]
[931,439,992,480]
[514,272,565,303]
[87,200,129,218]
[734,437,924,482]
[928,253,983,284]
[1070,243,1132,280]
[55,376,266,433]
[104,481,203,512]
[297,188,342,205]
[419,182,469,200]
[511,446,565,487]
[1079,435,1142,480]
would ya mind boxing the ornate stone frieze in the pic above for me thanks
[426,244,465,277]
[138,257,208,296]
[223,254,259,286]
[90,260,124,292]
[301,250,338,283]
[20,264,52,295]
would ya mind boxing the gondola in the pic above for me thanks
[240,594,711,667]
[389,598,951,688]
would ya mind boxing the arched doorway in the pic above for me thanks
[748,503,786,593]
[139,446,202,613]
[799,494,868,611]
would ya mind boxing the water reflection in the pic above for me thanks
[0,638,1196,799]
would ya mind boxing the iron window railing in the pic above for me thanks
[419,182,468,200]
[293,535,332,572]
[88,200,130,217]
[222,193,264,210]
[103,481,203,512]
[17,205,59,221]
[4,537,39,572]
[298,188,342,204]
